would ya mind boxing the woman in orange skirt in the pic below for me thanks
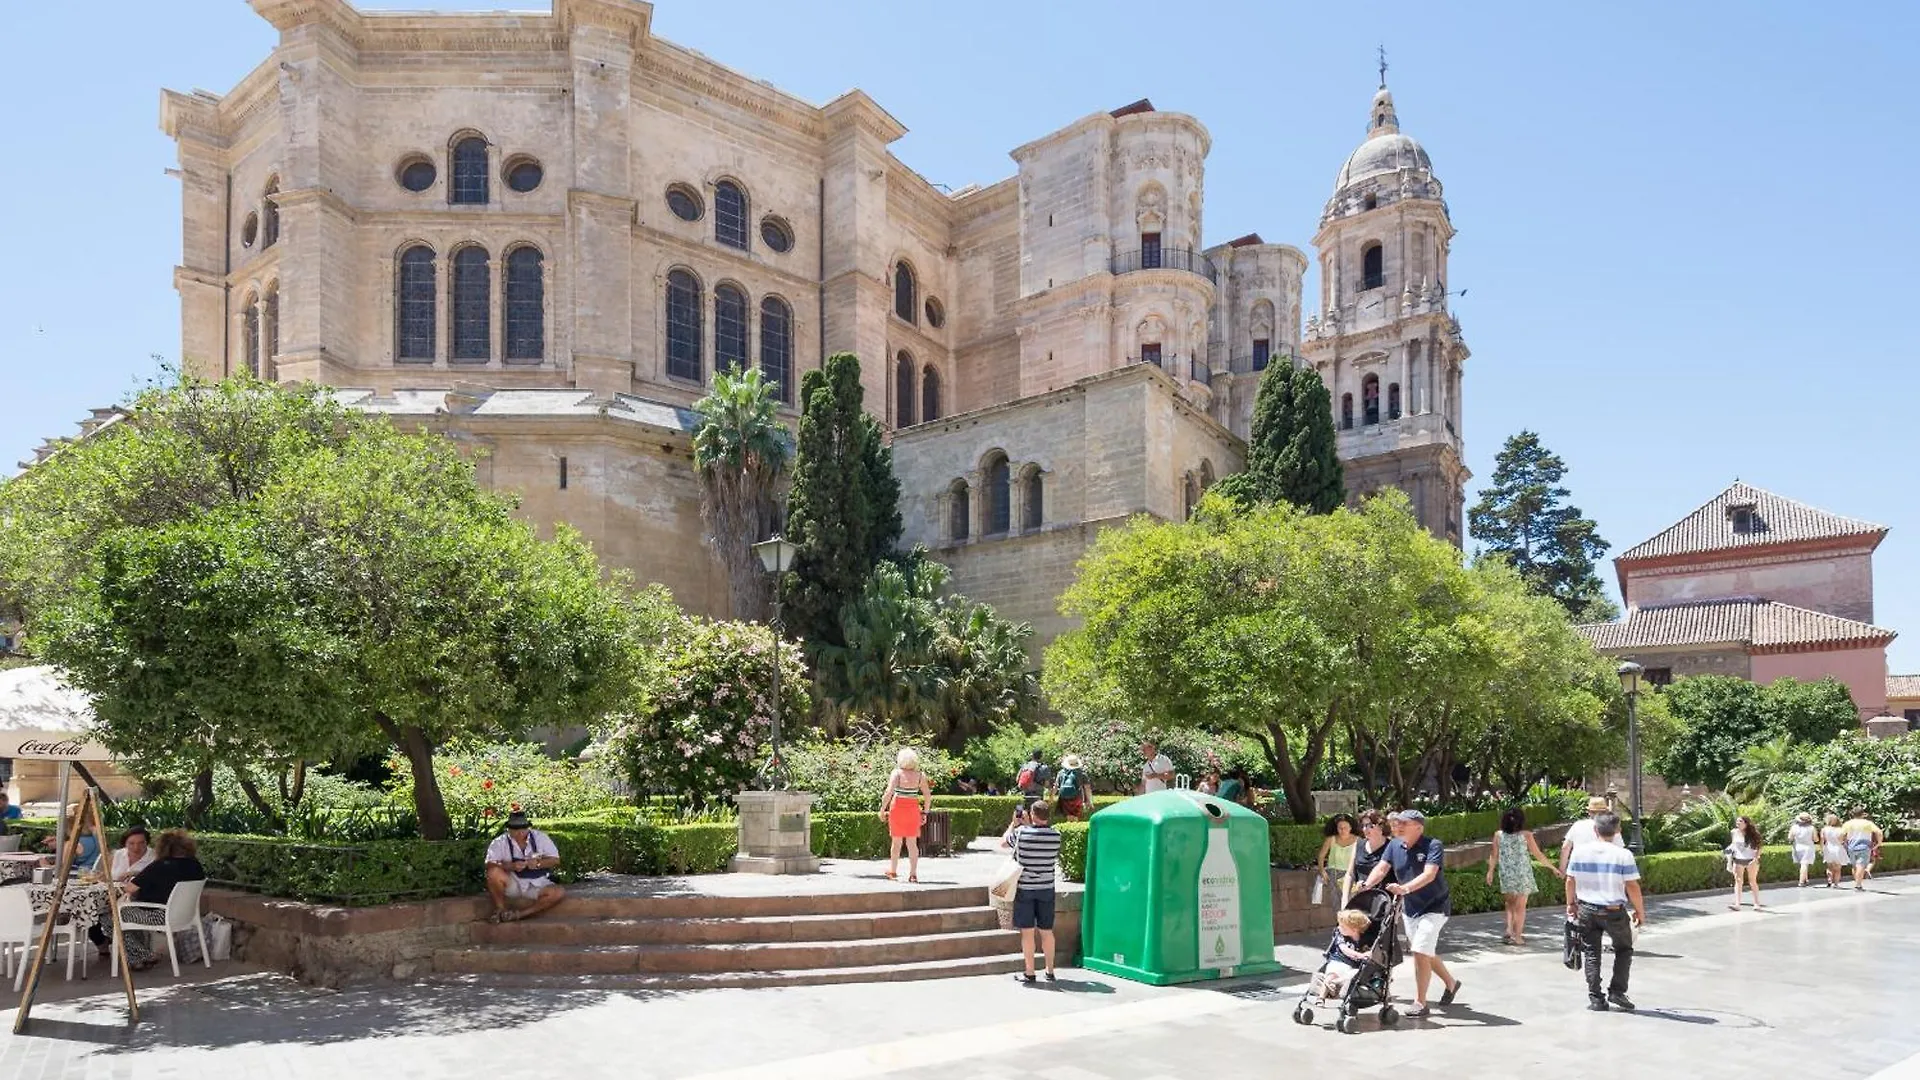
[881,748,932,882]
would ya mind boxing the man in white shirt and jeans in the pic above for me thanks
[485,810,566,923]
[1565,812,1646,1012]
[1557,795,1623,875]
[1138,741,1175,794]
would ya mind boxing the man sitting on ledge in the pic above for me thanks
[484,810,566,923]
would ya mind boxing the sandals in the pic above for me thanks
[885,870,897,881]
[908,874,919,883]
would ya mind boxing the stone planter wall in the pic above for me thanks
[204,888,485,987]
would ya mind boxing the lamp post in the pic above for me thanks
[1617,660,1645,855]
[751,534,799,790]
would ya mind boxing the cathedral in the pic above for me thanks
[162,0,1469,655]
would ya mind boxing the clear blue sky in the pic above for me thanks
[2,2,1914,672]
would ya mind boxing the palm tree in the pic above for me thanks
[692,367,790,622]
[1727,734,1807,802]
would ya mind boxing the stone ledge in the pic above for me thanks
[203,888,491,937]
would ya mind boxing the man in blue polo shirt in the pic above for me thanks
[1565,812,1646,1011]
[1363,809,1461,1018]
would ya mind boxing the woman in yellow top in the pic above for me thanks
[881,748,933,883]
[1316,814,1359,906]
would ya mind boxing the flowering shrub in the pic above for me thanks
[784,717,957,812]
[386,741,624,824]
[607,618,810,808]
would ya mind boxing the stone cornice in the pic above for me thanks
[641,40,825,139]
[951,177,1018,220]
[885,170,956,242]
[159,89,227,146]
[1114,110,1212,159]
[822,90,907,144]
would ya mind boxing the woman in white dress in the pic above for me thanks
[1787,813,1818,887]
[1821,813,1848,888]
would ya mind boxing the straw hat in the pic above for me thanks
[1062,754,1083,769]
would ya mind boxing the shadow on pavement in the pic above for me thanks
[1023,978,1116,995]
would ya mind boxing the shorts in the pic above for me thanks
[1312,958,1360,999]
[1850,847,1872,869]
[503,874,555,901]
[1058,796,1084,818]
[1402,911,1448,956]
[1012,888,1056,930]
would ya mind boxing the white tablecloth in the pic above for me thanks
[24,881,115,937]
[0,854,39,885]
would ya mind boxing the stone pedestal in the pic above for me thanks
[731,790,821,875]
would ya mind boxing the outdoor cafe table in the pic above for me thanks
[0,852,40,885]
[24,880,118,939]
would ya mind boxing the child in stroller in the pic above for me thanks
[1292,887,1406,1033]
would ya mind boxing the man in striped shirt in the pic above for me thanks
[1565,812,1646,1012]
[1011,800,1062,983]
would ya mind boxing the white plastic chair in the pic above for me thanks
[0,888,86,991]
[112,878,210,977]
[0,835,21,853]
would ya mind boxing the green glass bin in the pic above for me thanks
[1079,790,1280,985]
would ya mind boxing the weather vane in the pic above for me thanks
[1377,45,1389,89]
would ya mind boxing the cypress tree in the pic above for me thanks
[1216,363,1345,513]
[784,353,902,654]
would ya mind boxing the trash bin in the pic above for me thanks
[1080,789,1280,985]
[918,808,953,856]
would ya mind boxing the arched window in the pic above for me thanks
[261,178,280,248]
[451,136,489,205]
[986,453,1011,535]
[451,246,491,361]
[1361,242,1383,290]
[921,365,941,423]
[396,244,436,361]
[1184,474,1200,520]
[1022,466,1043,532]
[713,180,749,250]
[243,293,260,376]
[759,296,792,403]
[950,480,970,542]
[714,283,749,374]
[1387,382,1401,420]
[665,269,703,381]
[504,247,544,361]
[263,287,279,366]
[894,351,916,427]
[1340,392,1354,430]
[1362,192,1378,212]
[1362,374,1381,425]
[893,261,916,323]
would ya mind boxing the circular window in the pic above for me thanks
[760,216,793,253]
[924,297,945,328]
[505,157,543,193]
[666,184,702,222]
[241,212,259,248]
[397,156,436,193]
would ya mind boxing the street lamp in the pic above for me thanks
[751,534,800,790]
[1617,660,1645,855]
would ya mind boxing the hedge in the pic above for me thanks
[1270,805,1564,866]
[810,809,984,859]
[932,796,1023,836]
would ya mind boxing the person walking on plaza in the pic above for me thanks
[1788,813,1819,888]
[1009,801,1062,983]
[1486,807,1563,946]
[1557,796,1620,877]
[882,748,933,882]
[484,810,566,923]
[1841,808,1883,891]
[1016,749,1051,802]
[1343,810,1391,904]
[1138,741,1174,794]
[1315,814,1357,908]
[1053,754,1090,821]
[1821,813,1849,887]
[1565,812,1645,1012]
[1727,815,1764,910]
[1363,809,1460,1018]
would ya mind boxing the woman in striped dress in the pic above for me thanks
[881,748,932,882]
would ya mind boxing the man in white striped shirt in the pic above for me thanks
[1010,800,1062,983]
[1565,812,1646,1012]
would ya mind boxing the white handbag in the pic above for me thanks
[1310,874,1326,905]
[204,915,234,962]
[989,856,1022,901]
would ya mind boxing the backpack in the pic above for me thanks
[1057,768,1082,799]
[1017,763,1039,791]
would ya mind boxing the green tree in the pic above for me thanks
[784,353,902,656]
[1771,733,1920,825]
[692,366,790,622]
[1468,431,1616,622]
[1762,677,1859,745]
[1214,364,1344,513]
[0,377,641,840]
[1654,675,1772,789]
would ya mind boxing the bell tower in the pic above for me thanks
[1299,76,1469,544]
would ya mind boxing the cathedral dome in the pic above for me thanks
[1331,86,1434,193]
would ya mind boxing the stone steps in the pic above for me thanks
[470,905,1000,947]
[547,884,985,921]
[423,952,1029,991]
[434,927,1021,976]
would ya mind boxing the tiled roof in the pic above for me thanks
[1619,482,1885,561]
[1889,675,1920,700]
[1578,598,1896,653]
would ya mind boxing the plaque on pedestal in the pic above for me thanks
[731,790,821,874]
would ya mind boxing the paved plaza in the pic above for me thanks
[4,875,1919,1080]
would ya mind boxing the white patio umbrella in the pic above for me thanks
[0,664,110,761]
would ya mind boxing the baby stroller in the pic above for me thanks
[1291,887,1406,1034]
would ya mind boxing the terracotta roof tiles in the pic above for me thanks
[1578,598,1896,653]
[1618,482,1885,562]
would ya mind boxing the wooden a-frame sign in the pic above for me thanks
[12,768,139,1031]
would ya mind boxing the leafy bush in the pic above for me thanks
[1770,733,1920,829]
[1059,821,1089,882]
[783,719,958,813]
[932,795,1025,836]
[807,808,982,859]
[605,618,810,808]
[1661,793,1790,850]
[961,723,1072,790]
[383,741,624,826]
[1656,675,1860,789]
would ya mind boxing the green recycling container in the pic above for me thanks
[1079,789,1280,985]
